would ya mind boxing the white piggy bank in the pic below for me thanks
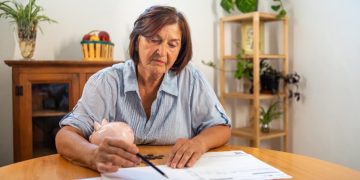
[89,119,134,145]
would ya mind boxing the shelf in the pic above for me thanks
[219,12,289,151]
[223,92,285,100]
[223,54,286,60]
[232,127,286,140]
[32,110,68,117]
[220,12,286,23]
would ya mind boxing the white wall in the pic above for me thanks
[288,0,360,171]
[1,0,360,171]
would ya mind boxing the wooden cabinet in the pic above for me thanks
[219,12,289,151]
[5,60,118,162]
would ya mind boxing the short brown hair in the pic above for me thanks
[129,6,192,74]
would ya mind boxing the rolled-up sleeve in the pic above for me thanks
[190,70,231,135]
[59,68,118,138]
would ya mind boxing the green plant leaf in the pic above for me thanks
[234,61,244,79]
[201,60,216,68]
[220,0,234,13]
[271,5,281,11]
[269,112,282,120]
[277,9,287,19]
[235,0,257,13]
[260,101,282,124]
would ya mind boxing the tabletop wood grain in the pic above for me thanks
[1,145,360,180]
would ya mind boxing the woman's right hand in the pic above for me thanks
[91,137,141,172]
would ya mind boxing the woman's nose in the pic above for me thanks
[157,44,167,56]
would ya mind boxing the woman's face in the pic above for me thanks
[137,23,182,75]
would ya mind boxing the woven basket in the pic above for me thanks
[81,30,114,61]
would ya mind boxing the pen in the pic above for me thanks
[136,153,169,179]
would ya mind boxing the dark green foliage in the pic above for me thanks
[235,0,258,13]
[271,0,287,19]
[220,0,287,19]
[220,0,234,13]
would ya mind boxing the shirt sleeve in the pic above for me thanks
[190,70,231,135]
[59,68,118,138]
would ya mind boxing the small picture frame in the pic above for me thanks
[240,22,264,55]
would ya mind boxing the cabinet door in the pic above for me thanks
[14,73,79,162]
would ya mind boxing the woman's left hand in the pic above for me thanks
[167,138,207,168]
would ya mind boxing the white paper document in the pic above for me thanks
[101,151,291,180]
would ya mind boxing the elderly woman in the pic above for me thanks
[55,5,231,172]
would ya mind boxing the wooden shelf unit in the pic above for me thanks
[219,12,289,151]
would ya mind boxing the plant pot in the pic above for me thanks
[260,72,280,94]
[17,27,37,59]
[261,123,270,133]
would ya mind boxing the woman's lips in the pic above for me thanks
[152,59,166,65]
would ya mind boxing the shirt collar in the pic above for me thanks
[123,60,178,96]
[123,60,138,93]
[159,70,178,96]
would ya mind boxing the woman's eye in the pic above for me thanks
[150,38,161,44]
[169,43,177,48]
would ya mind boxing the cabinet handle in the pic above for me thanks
[15,85,23,96]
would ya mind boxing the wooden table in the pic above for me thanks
[1,145,360,180]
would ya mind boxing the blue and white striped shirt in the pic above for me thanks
[60,60,231,145]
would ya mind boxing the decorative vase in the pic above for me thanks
[261,123,270,133]
[17,26,37,60]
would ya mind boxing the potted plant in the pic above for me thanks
[0,0,56,59]
[260,62,282,94]
[202,56,283,94]
[233,52,282,94]
[203,56,302,99]
[260,101,282,133]
[233,55,302,99]
[220,0,287,18]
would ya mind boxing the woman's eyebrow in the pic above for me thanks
[148,35,181,42]
[169,39,181,43]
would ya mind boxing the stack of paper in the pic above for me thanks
[101,151,291,180]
